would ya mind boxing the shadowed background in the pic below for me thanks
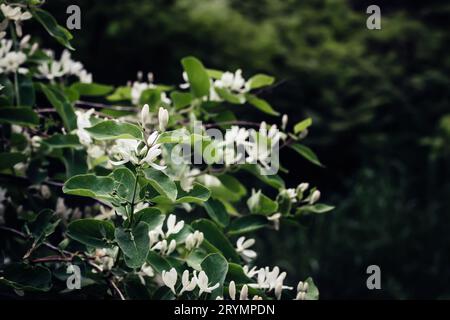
[39,0,450,299]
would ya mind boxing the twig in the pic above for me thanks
[203,120,261,128]
[76,100,136,112]
[30,255,73,263]
[109,279,126,301]
[0,226,69,256]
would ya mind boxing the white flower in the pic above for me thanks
[185,230,204,251]
[268,213,282,231]
[214,69,248,93]
[235,236,257,261]
[37,60,64,80]
[196,271,219,295]
[253,266,293,294]
[239,284,248,300]
[137,263,154,285]
[165,214,184,237]
[158,107,169,132]
[37,50,92,83]
[151,239,177,256]
[131,81,151,104]
[179,167,200,192]
[31,135,42,148]
[281,114,288,131]
[162,268,178,295]
[0,4,32,21]
[309,190,321,204]
[93,248,116,272]
[283,188,298,203]
[179,72,190,89]
[295,281,309,300]
[40,185,51,199]
[0,4,32,37]
[243,265,259,278]
[75,108,95,146]
[229,281,236,300]
[109,137,165,170]
[179,270,197,294]
[0,51,27,74]
[166,239,177,255]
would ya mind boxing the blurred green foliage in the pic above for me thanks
[44,0,450,298]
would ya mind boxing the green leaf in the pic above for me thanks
[39,84,77,131]
[63,174,115,200]
[181,56,210,98]
[241,164,285,189]
[28,209,59,242]
[289,144,324,167]
[203,198,230,228]
[247,190,278,215]
[305,277,319,300]
[134,207,165,230]
[146,250,172,273]
[110,167,136,202]
[67,219,115,248]
[215,87,244,104]
[206,69,223,79]
[42,134,81,148]
[200,253,228,299]
[70,82,113,97]
[0,107,39,126]
[0,264,52,292]
[227,215,268,236]
[192,219,240,263]
[246,94,279,116]
[186,248,208,271]
[0,75,14,105]
[123,275,151,299]
[208,174,247,202]
[142,167,177,202]
[0,152,26,170]
[247,74,275,90]
[176,182,210,204]
[170,91,193,109]
[32,8,73,50]
[226,263,253,284]
[85,120,143,140]
[294,118,312,134]
[107,86,131,102]
[115,222,150,268]
[62,148,88,178]
[18,74,35,107]
[297,203,335,215]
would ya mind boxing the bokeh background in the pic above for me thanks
[39,0,450,299]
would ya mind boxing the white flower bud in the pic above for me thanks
[309,190,321,204]
[40,185,51,199]
[281,114,288,131]
[240,284,248,300]
[140,104,151,127]
[229,281,236,300]
[297,182,309,193]
[158,107,169,131]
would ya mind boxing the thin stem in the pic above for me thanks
[76,100,136,111]
[128,172,140,227]
[9,24,21,106]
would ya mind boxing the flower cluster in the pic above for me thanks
[0,3,330,300]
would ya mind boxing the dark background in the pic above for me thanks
[39,0,450,299]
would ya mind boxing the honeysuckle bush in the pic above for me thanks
[0,1,333,300]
